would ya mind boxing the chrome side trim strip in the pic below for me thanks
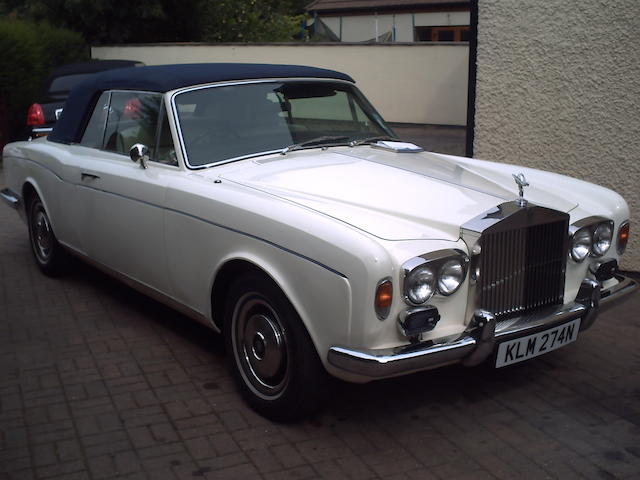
[17,157,346,279]
[164,205,348,279]
[63,245,215,330]
[75,183,347,279]
[20,157,65,182]
[0,188,21,209]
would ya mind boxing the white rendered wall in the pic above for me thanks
[474,0,640,270]
[93,43,469,126]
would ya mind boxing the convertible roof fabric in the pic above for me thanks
[49,60,143,77]
[48,63,355,145]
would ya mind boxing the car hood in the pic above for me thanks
[217,147,577,241]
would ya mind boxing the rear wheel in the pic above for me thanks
[224,272,328,421]
[27,196,67,276]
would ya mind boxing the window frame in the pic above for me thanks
[170,78,391,170]
[79,91,112,150]
[78,89,179,168]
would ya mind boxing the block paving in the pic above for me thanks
[1,165,639,479]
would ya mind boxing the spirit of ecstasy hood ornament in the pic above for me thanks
[512,173,529,207]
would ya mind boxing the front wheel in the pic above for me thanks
[224,272,328,421]
[27,196,68,276]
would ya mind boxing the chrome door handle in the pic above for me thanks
[81,173,100,181]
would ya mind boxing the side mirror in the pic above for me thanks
[129,143,149,169]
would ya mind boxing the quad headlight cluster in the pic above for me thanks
[402,250,469,306]
[569,219,614,262]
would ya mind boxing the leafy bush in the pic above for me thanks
[0,18,88,148]
[201,1,305,43]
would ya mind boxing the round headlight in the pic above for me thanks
[592,222,613,256]
[571,227,592,262]
[438,259,465,295]
[405,266,435,304]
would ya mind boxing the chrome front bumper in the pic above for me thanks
[328,274,638,379]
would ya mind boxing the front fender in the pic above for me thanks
[209,252,353,366]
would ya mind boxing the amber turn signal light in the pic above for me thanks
[375,280,393,319]
[617,221,630,255]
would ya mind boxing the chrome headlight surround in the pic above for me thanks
[569,217,614,262]
[402,250,469,306]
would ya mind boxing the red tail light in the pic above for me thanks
[27,103,45,126]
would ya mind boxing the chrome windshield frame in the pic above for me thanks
[169,77,389,170]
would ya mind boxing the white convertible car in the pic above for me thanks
[1,64,637,419]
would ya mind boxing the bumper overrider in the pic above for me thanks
[328,274,638,379]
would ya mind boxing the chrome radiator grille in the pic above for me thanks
[464,204,570,322]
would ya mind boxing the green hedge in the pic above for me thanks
[0,18,88,148]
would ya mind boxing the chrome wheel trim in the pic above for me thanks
[231,293,290,400]
[30,205,53,264]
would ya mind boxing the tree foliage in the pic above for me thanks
[0,0,309,44]
[200,0,305,42]
[0,18,87,145]
[0,0,309,145]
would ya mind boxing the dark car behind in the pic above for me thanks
[27,59,143,139]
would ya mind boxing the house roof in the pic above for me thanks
[49,63,354,145]
[307,0,469,13]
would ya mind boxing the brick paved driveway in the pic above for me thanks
[1,167,639,480]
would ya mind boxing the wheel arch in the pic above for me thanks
[21,179,53,227]
[210,258,268,332]
[209,253,350,365]
[211,257,310,333]
[217,257,332,420]
[22,181,38,210]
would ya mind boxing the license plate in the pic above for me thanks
[495,318,581,368]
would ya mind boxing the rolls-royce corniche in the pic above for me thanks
[1,63,637,420]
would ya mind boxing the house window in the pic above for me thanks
[415,26,470,42]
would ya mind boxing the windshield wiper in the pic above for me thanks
[280,135,349,155]
[349,135,398,147]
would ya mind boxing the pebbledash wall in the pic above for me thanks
[91,43,468,126]
[473,0,640,270]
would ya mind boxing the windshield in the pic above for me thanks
[173,80,394,167]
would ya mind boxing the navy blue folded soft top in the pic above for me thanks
[48,63,355,145]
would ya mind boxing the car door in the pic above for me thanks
[74,90,179,295]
